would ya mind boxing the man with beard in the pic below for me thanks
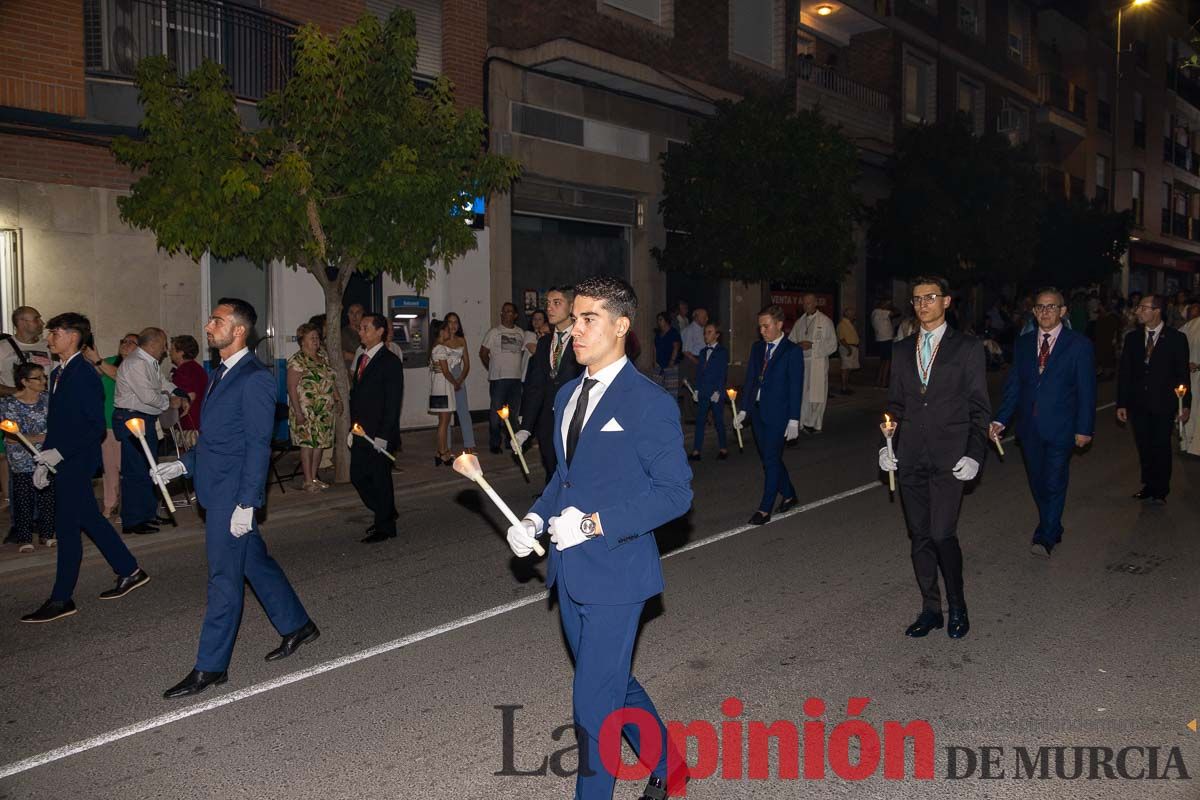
[154,298,317,698]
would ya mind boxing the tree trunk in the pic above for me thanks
[324,288,353,485]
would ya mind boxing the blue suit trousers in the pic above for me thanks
[558,587,671,800]
[196,506,309,671]
[1019,432,1072,547]
[692,395,727,452]
[751,410,795,513]
[51,467,137,601]
[112,408,159,527]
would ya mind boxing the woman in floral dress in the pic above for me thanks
[287,322,340,491]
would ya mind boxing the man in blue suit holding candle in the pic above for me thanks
[154,298,317,698]
[992,287,1096,558]
[688,322,729,461]
[505,276,692,800]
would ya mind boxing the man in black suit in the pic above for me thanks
[880,276,990,640]
[349,313,404,543]
[1117,294,1191,504]
[513,286,582,483]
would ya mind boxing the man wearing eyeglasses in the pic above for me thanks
[1116,295,1191,504]
[991,288,1096,558]
[879,276,990,640]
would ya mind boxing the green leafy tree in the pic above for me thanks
[652,95,861,285]
[111,10,521,481]
[1033,197,1132,291]
[868,115,1041,289]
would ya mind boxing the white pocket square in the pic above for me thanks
[600,417,623,432]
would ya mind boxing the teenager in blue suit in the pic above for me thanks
[155,299,317,699]
[506,276,692,800]
[688,322,729,460]
[992,288,1096,558]
[21,313,148,623]
[734,304,804,525]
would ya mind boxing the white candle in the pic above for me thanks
[124,417,175,514]
[1176,385,1188,440]
[452,453,544,557]
[497,405,529,476]
[351,422,397,462]
[880,414,897,492]
[726,388,744,451]
[0,420,56,474]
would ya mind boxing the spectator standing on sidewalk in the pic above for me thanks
[0,363,55,552]
[443,312,475,454]
[89,333,138,519]
[837,306,860,396]
[480,302,535,454]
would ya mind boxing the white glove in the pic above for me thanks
[511,430,531,451]
[690,389,699,403]
[35,448,63,467]
[151,461,188,482]
[548,506,588,551]
[33,464,50,490]
[230,505,255,537]
[952,456,980,481]
[506,518,539,557]
[785,420,800,441]
[346,432,354,449]
[733,410,746,430]
[372,436,389,453]
[878,446,898,472]
[711,391,720,403]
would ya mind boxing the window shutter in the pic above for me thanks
[364,0,443,77]
[924,60,938,123]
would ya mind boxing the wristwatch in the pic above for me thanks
[580,514,601,539]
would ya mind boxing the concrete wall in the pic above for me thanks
[0,178,202,350]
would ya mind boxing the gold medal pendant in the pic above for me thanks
[919,384,927,395]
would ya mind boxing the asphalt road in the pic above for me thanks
[1,379,1198,800]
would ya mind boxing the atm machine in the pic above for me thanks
[388,295,429,362]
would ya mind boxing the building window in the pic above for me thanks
[1095,69,1111,132]
[602,0,661,22]
[1008,1,1030,67]
[957,74,985,135]
[997,97,1028,144]
[1096,154,1110,207]
[1131,169,1144,227]
[910,0,937,12]
[1133,91,1146,148]
[959,0,985,39]
[903,49,937,124]
[731,0,782,70]
[0,230,21,330]
[1162,182,1173,234]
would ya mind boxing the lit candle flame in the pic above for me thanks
[452,452,483,480]
[351,423,365,436]
[884,413,891,425]
[726,388,737,399]
[124,417,146,437]
[0,419,18,434]
[1177,385,1188,398]
[497,405,510,420]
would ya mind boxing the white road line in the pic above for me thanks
[0,400,1120,780]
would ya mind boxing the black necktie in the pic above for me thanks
[206,362,227,398]
[50,367,61,394]
[1145,330,1156,364]
[565,378,599,467]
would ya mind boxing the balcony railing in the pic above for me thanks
[798,60,891,113]
[1037,73,1086,122]
[83,0,296,102]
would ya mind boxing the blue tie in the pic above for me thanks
[920,332,934,387]
[206,362,227,398]
[765,342,775,362]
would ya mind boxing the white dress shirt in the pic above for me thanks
[1035,323,1063,356]
[559,355,628,447]
[114,346,177,414]
[681,322,705,356]
[219,346,251,372]
[353,342,385,375]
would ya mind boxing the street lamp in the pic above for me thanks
[1111,0,1152,296]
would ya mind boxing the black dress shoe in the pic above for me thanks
[265,620,320,662]
[156,515,175,526]
[163,669,227,699]
[717,450,728,460]
[748,511,770,525]
[639,775,668,800]
[1132,489,1153,501]
[904,610,944,637]
[688,452,701,461]
[947,607,970,639]
[99,568,150,600]
[123,523,159,535]
[777,496,799,514]
[489,446,502,455]
[21,599,77,623]
[361,530,397,543]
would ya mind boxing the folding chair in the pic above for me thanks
[269,403,302,494]
[163,423,198,514]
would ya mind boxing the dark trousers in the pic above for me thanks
[112,408,159,527]
[10,472,55,543]
[557,587,677,799]
[488,379,523,451]
[350,442,396,534]
[534,413,559,486]
[1130,410,1175,498]
[51,466,137,601]
[1019,431,1073,547]
[898,460,966,613]
[750,410,795,513]
[195,505,308,671]
[692,394,727,452]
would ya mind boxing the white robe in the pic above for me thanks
[789,310,837,428]
[1182,316,1200,456]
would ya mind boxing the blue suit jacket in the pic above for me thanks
[45,354,106,478]
[530,360,693,605]
[695,344,729,395]
[741,337,804,428]
[183,354,275,510]
[995,327,1096,445]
